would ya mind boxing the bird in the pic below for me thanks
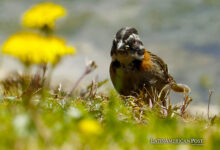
[110,27,190,105]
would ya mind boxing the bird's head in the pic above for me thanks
[111,27,145,64]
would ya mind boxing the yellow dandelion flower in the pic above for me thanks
[2,32,76,65]
[78,119,103,135]
[22,2,66,29]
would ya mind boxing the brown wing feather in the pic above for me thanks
[148,51,175,84]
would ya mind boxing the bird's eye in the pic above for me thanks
[133,40,136,44]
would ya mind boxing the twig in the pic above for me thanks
[208,90,214,120]
[68,60,97,96]
[68,70,88,96]
[180,93,192,117]
[32,88,42,95]
[40,64,47,86]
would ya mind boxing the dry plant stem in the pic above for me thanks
[208,90,214,120]
[68,60,97,96]
[46,66,54,88]
[41,25,53,88]
[41,64,47,85]
[88,80,98,99]
[68,70,88,96]
[180,93,192,117]
[181,93,187,116]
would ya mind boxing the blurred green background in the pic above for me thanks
[0,0,219,107]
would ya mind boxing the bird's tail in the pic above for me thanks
[170,83,191,93]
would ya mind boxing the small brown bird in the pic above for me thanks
[110,27,190,104]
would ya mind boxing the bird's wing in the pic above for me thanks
[148,51,174,83]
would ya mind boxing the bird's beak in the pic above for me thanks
[117,40,124,50]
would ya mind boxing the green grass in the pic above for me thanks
[0,74,219,150]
